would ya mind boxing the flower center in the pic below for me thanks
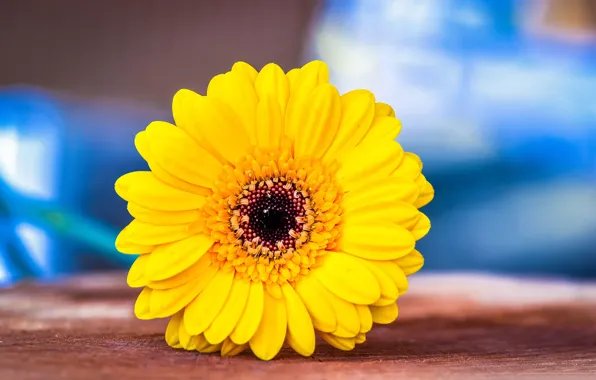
[198,148,343,285]
[231,179,311,258]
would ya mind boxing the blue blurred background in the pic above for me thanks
[1,0,595,285]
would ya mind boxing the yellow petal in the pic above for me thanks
[113,171,136,199]
[115,233,154,254]
[186,336,198,351]
[127,255,149,288]
[323,89,376,162]
[285,61,329,139]
[149,160,212,196]
[145,234,213,281]
[137,128,215,195]
[115,171,206,211]
[184,269,235,335]
[148,252,212,290]
[232,61,257,82]
[148,169,213,200]
[394,249,424,276]
[370,303,398,324]
[221,338,249,357]
[339,222,415,260]
[294,275,336,333]
[149,264,218,318]
[411,212,431,240]
[145,121,222,187]
[230,281,264,345]
[292,84,341,159]
[336,139,404,191]
[415,178,434,208]
[172,89,224,162]
[355,305,372,333]
[127,203,199,225]
[373,261,409,295]
[407,152,423,168]
[286,68,301,92]
[134,130,151,161]
[173,90,251,165]
[282,283,315,357]
[342,200,420,229]
[295,61,330,92]
[319,333,355,351]
[197,342,222,353]
[371,297,397,307]
[178,316,197,350]
[256,95,283,151]
[204,277,251,345]
[355,333,366,344]
[312,251,380,305]
[343,177,419,206]
[118,219,191,246]
[312,282,360,338]
[207,72,258,145]
[255,63,289,112]
[266,282,283,299]
[249,290,287,361]
[195,334,210,351]
[392,152,421,180]
[362,259,399,304]
[165,312,183,348]
[374,102,395,117]
[134,287,152,320]
[361,116,402,143]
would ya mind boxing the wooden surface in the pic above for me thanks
[1,273,595,379]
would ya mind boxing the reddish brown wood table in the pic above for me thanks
[1,272,595,379]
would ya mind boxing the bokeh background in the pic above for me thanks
[1,0,595,286]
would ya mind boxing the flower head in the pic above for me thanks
[115,61,434,360]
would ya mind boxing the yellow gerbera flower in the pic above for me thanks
[115,60,434,360]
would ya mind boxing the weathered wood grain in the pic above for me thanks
[1,272,595,379]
